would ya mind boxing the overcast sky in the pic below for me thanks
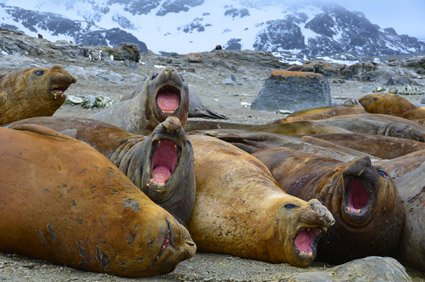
[320,0,425,41]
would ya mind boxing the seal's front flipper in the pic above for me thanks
[10,124,73,141]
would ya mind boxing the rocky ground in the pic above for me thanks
[1,29,425,281]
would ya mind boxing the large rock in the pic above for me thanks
[251,70,331,112]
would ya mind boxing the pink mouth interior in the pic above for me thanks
[348,180,369,211]
[294,229,320,254]
[152,140,178,184]
[157,87,179,112]
[51,86,68,95]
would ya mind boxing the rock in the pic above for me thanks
[251,70,331,112]
[108,42,140,62]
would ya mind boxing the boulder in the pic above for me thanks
[109,43,140,62]
[251,70,331,112]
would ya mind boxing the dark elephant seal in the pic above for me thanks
[7,116,195,226]
[89,67,189,135]
[187,135,335,267]
[375,150,425,271]
[0,64,76,125]
[0,124,195,277]
[359,93,425,120]
[252,147,405,264]
[189,91,228,119]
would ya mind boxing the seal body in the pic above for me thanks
[252,147,405,264]
[375,150,425,271]
[7,116,196,226]
[359,93,425,120]
[189,91,227,119]
[0,64,76,125]
[0,125,196,277]
[89,67,189,135]
[282,106,365,123]
[187,135,335,267]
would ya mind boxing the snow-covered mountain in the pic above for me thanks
[1,0,424,59]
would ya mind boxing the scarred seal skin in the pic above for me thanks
[252,147,405,264]
[7,116,196,226]
[359,93,425,120]
[375,150,425,271]
[0,125,195,277]
[0,64,76,125]
[89,67,189,135]
[187,135,335,267]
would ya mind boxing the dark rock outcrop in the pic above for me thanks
[251,70,331,112]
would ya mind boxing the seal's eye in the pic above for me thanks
[151,73,158,80]
[180,73,185,81]
[284,203,298,209]
[35,70,44,76]
[377,169,389,178]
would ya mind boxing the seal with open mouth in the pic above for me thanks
[187,135,335,266]
[0,64,76,125]
[0,124,196,277]
[252,147,405,264]
[89,67,189,135]
[7,116,196,225]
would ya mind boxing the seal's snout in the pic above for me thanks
[343,156,371,177]
[308,199,335,227]
[163,116,183,135]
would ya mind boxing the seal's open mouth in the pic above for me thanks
[151,140,179,185]
[50,85,70,99]
[156,85,180,114]
[155,220,174,262]
[345,180,370,214]
[294,228,322,257]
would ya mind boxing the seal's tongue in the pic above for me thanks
[152,140,178,184]
[157,92,179,113]
[295,229,319,255]
[347,180,369,213]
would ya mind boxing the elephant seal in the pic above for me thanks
[375,150,425,271]
[252,148,405,264]
[7,116,196,226]
[189,91,228,119]
[0,124,195,277]
[359,93,425,120]
[282,106,365,123]
[0,64,76,125]
[187,135,335,266]
[89,67,189,135]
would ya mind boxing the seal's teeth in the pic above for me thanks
[356,209,361,214]
[308,252,313,256]
[158,141,161,145]
[174,144,177,150]
[347,206,352,212]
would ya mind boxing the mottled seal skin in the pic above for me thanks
[189,91,228,119]
[252,148,405,264]
[0,64,76,125]
[89,67,189,135]
[303,133,425,159]
[187,135,335,267]
[282,106,365,123]
[7,116,196,226]
[375,150,425,271]
[359,93,425,120]
[0,125,196,277]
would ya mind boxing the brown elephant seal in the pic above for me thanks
[0,124,195,277]
[359,93,425,121]
[282,106,366,123]
[0,64,76,125]
[302,133,425,159]
[252,148,405,264]
[89,67,189,135]
[189,91,228,119]
[7,116,195,226]
[187,135,335,266]
[375,150,425,271]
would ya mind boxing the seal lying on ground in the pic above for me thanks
[0,64,76,125]
[375,150,425,271]
[359,93,425,120]
[282,105,366,123]
[187,135,335,266]
[89,67,189,135]
[252,148,405,264]
[0,124,196,277]
[7,116,195,226]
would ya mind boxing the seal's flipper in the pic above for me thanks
[10,124,73,141]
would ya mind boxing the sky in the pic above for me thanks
[318,0,425,41]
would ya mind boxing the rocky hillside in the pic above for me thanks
[0,0,424,61]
